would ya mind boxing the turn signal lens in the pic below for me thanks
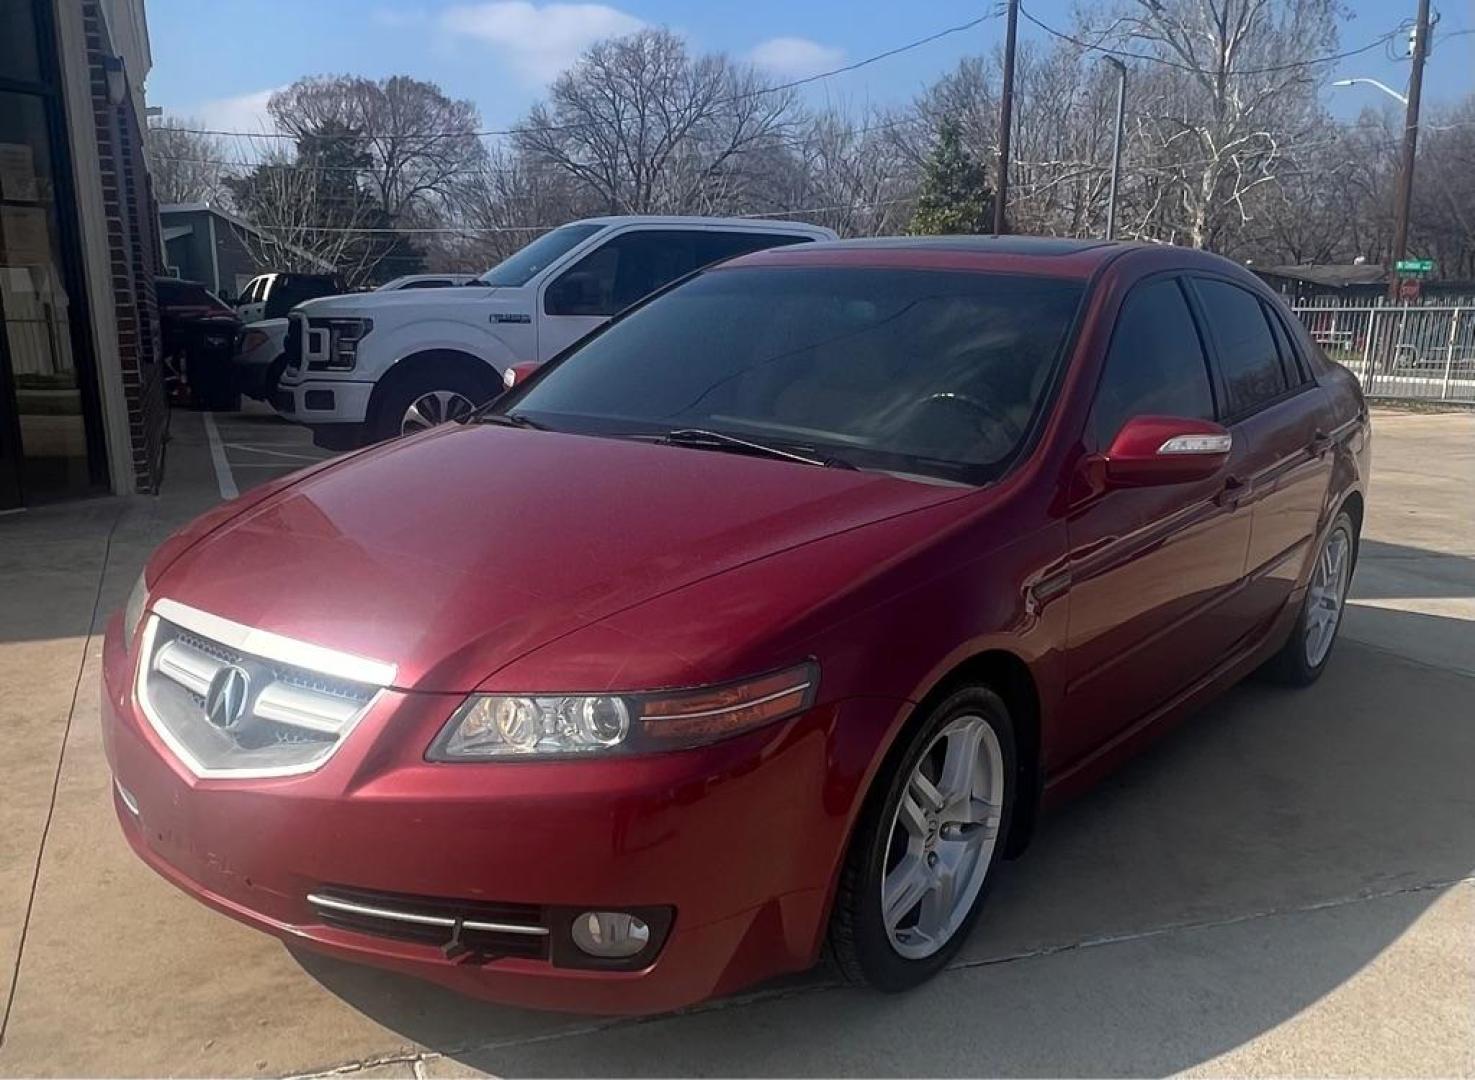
[640,663,818,742]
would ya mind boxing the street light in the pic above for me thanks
[1104,58,1126,241]
[1330,77,1409,106]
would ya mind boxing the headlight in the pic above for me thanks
[237,328,269,355]
[308,318,372,371]
[428,662,818,760]
[123,571,149,644]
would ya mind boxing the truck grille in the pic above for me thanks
[283,314,303,374]
[308,886,550,959]
[136,598,394,778]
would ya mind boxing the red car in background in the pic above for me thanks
[102,237,1369,1014]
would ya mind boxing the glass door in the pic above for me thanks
[0,0,107,505]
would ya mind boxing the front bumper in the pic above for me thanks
[272,375,375,425]
[100,613,898,1014]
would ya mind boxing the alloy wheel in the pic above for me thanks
[881,715,1005,960]
[401,390,476,434]
[1304,524,1352,667]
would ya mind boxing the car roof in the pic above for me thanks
[572,215,836,237]
[722,235,1240,280]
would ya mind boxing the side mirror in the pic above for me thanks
[1099,415,1232,487]
[501,361,540,391]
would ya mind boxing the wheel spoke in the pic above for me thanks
[402,401,432,432]
[937,720,986,810]
[916,866,956,939]
[882,854,931,930]
[909,771,946,815]
[896,792,928,842]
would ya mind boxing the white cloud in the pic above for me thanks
[746,36,845,80]
[440,2,645,84]
[171,86,283,136]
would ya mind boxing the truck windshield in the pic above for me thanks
[478,224,604,287]
[506,266,1084,485]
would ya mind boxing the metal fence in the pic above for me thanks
[1290,303,1475,404]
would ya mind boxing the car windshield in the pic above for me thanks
[505,266,1084,484]
[478,223,604,287]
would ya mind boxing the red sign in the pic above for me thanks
[1398,277,1422,302]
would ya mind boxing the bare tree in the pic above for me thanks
[268,75,487,224]
[515,29,798,215]
[146,117,230,205]
[1093,0,1345,249]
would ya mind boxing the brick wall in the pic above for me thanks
[83,0,166,493]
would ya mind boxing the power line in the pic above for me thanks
[241,197,918,236]
[1017,2,1402,76]
[151,12,1001,143]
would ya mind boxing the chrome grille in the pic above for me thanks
[308,887,550,960]
[137,599,392,778]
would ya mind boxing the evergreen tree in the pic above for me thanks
[908,119,994,236]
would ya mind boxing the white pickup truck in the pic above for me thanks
[274,216,837,448]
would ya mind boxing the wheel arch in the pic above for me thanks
[859,649,1044,863]
[367,348,505,432]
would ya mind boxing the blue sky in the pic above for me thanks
[145,0,1473,135]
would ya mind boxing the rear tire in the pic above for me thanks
[828,686,1016,992]
[1261,511,1357,686]
[369,359,501,443]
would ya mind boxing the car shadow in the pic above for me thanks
[291,602,1475,1076]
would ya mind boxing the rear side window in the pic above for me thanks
[1263,302,1307,385]
[1193,279,1288,416]
[1089,278,1215,451]
[689,231,810,268]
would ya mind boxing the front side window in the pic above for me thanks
[545,230,698,317]
[479,223,603,287]
[1089,278,1215,451]
[1193,279,1288,417]
[509,267,1084,484]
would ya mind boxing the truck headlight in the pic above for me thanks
[308,318,372,372]
[428,662,818,760]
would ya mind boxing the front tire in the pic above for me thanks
[1261,511,1357,686]
[828,686,1016,991]
[370,361,501,443]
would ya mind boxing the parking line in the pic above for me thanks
[202,412,239,500]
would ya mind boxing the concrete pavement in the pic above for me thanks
[0,407,1471,1077]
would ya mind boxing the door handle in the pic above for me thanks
[1309,429,1333,457]
[1215,474,1247,508]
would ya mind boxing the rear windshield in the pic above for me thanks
[478,223,603,287]
[507,266,1084,484]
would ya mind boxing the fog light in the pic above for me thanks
[570,911,650,959]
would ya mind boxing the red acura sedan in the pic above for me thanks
[102,237,1369,1014]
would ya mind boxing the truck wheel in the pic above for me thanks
[370,361,501,443]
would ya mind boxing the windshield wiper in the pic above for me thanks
[473,411,548,430]
[660,428,857,470]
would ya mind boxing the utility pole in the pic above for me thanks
[994,0,1019,235]
[1104,58,1126,241]
[1389,0,1431,300]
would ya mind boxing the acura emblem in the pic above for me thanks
[204,665,252,730]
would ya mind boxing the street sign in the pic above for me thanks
[1395,258,1435,274]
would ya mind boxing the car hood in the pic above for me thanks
[295,285,517,319]
[152,424,966,692]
